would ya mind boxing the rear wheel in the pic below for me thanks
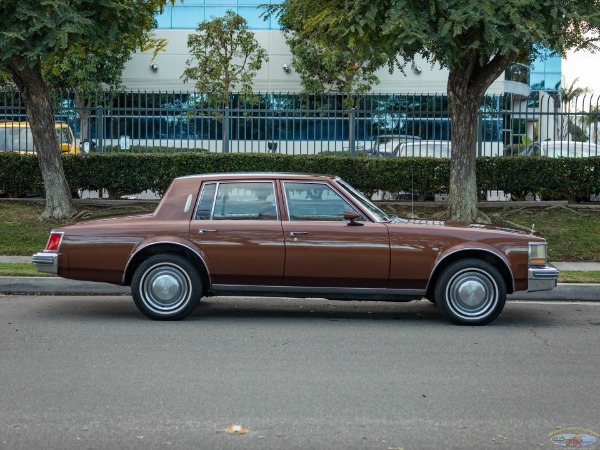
[132,254,202,320]
[434,258,506,325]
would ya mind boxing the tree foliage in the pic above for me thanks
[273,0,600,221]
[182,11,268,107]
[274,1,390,104]
[0,0,172,218]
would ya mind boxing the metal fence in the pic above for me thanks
[1,89,599,157]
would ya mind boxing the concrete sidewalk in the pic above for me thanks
[0,256,598,300]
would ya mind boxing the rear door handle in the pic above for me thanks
[198,229,218,234]
[289,232,308,237]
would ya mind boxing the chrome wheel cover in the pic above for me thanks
[445,268,498,319]
[140,262,191,313]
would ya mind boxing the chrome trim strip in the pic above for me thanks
[32,252,58,274]
[211,284,425,297]
[426,247,516,293]
[123,241,210,285]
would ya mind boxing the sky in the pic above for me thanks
[563,50,600,97]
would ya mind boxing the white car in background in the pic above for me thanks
[521,141,599,158]
[396,140,451,158]
[370,135,421,157]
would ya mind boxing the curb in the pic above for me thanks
[0,277,598,301]
[0,277,130,296]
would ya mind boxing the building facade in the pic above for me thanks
[121,1,528,96]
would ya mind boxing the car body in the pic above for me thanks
[0,121,78,155]
[370,135,421,157]
[33,173,559,325]
[520,141,599,158]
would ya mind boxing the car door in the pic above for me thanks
[189,180,285,286]
[281,181,390,288]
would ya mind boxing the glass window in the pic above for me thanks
[194,183,217,220]
[337,179,389,222]
[284,182,362,221]
[155,7,173,28]
[202,182,277,220]
[544,56,562,73]
[156,4,280,29]
[172,6,206,28]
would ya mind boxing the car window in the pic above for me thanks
[194,183,217,220]
[195,181,277,220]
[0,127,35,151]
[284,182,362,221]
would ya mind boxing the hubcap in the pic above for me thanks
[151,274,182,302]
[447,269,497,318]
[141,263,191,313]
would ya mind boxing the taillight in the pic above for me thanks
[45,232,63,252]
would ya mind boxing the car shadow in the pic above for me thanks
[29,295,568,327]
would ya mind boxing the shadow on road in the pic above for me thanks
[17,295,573,327]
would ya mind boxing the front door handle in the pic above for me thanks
[289,231,308,237]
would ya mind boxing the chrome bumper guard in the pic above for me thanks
[527,264,559,292]
[32,252,58,274]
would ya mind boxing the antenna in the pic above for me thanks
[411,169,414,217]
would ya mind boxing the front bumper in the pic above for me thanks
[32,252,58,274]
[527,264,559,292]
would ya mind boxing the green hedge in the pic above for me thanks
[1,151,599,200]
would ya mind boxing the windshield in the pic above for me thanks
[337,178,391,222]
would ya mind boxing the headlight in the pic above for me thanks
[529,242,547,266]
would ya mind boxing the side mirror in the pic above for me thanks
[344,209,363,226]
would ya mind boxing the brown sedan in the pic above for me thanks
[33,173,558,325]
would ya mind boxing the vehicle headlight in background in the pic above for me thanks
[528,242,547,266]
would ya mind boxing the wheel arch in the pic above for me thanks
[123,241,211,292]
[426,248,514,299]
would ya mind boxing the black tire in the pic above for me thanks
[434,258,506,325]
[131,254,202,320]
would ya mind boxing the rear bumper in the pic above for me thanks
[527,264,559,292]
[32,252,58,274]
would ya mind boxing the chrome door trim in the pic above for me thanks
[211,284,425,297]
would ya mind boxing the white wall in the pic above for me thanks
[122,29,505,94]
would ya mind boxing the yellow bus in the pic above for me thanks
[0,121,79,154]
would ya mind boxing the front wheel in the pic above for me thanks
[434,258,506,325]
[132,254,202,320]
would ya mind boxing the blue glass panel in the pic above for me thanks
[240,6,269,29]
[172,6,205,28]
[156,7,173,28]
[544,73,562,91]
[204,6,231,20]
[544,56,562,72]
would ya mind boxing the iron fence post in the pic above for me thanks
[223,106,230,153]
[349,108,356,156]
[97,106,104,152]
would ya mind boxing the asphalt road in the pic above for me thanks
[1,295,599,450]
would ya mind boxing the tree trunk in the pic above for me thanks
[447,76,481,222]
[446,51,515,222]
[8,56,77,219]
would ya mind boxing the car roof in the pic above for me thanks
[177,172,338,182]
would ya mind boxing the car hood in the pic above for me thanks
[398,218,532,235]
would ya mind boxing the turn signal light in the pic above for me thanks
[528,242,547,266]
[45,232,63,252]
